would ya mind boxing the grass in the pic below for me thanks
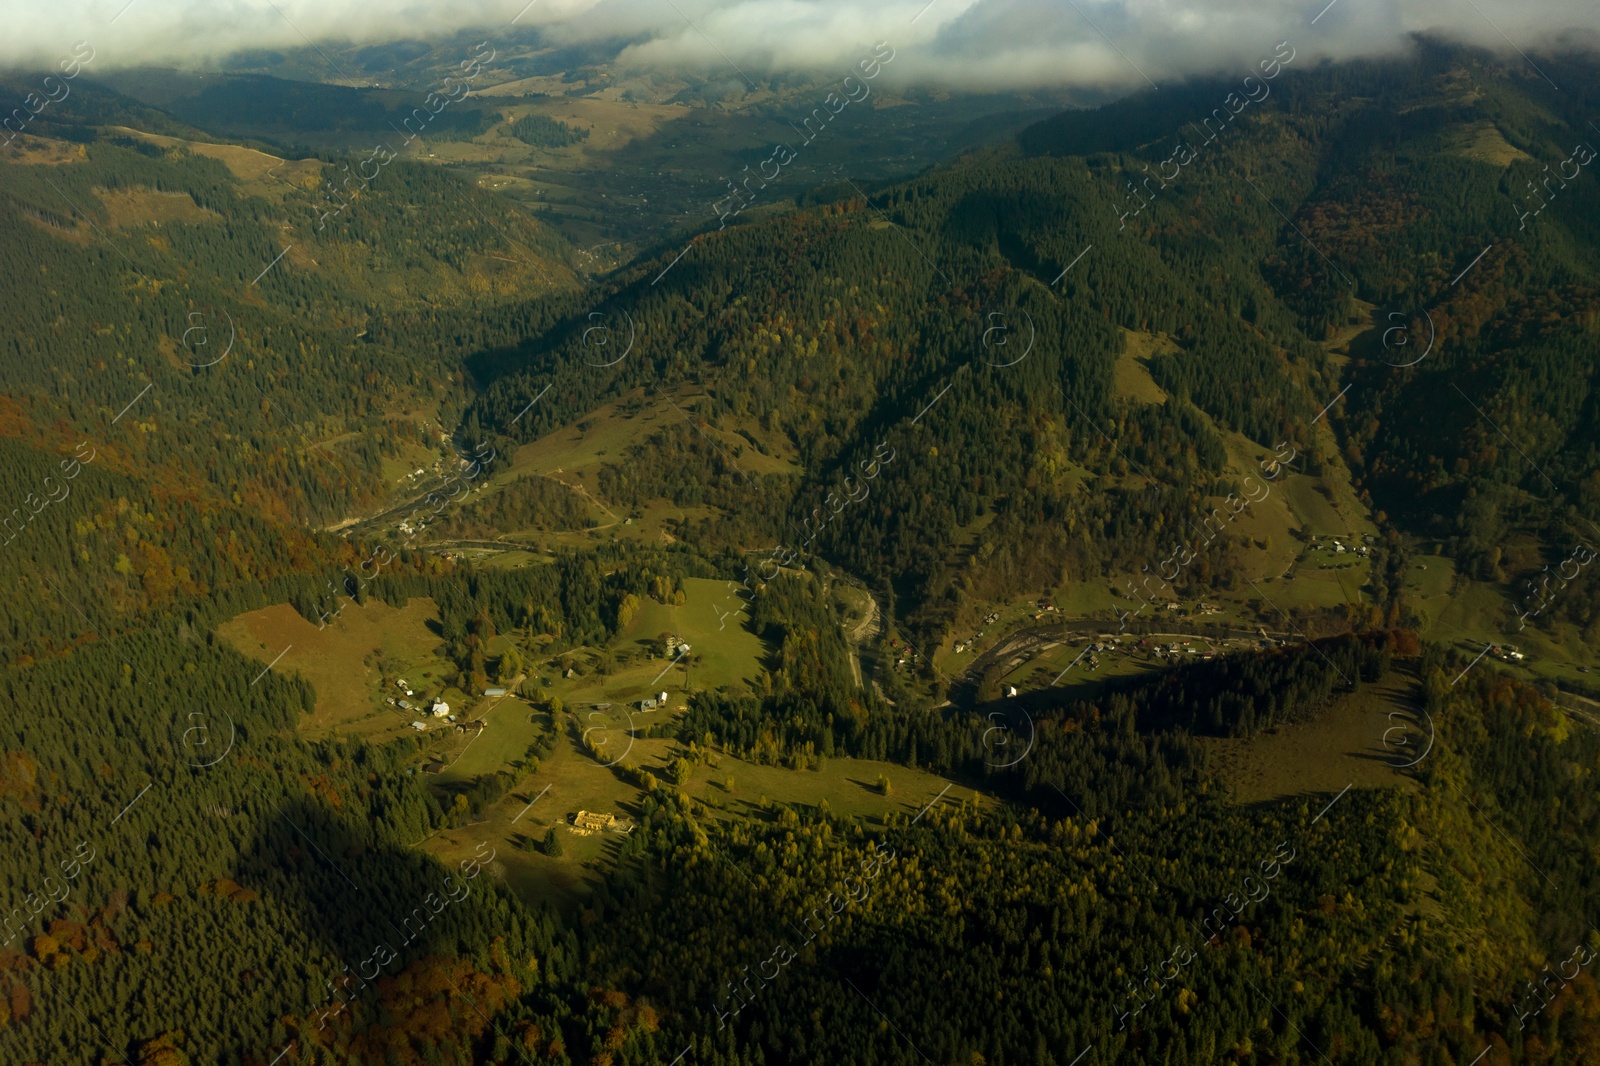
[1419,577,1506,650]
[1445,121,1533,167]
[477,549,554,570]
[3,133,87,166]
[1204,677,1423,804]
[95,186,217,229]
[1404,553,1456,600]
[424,713,986,912]
[999,637,1150,691]
[433,696,549,784]
[100,126,324,198]
[570,576,770,703]
[1115,330,1172,404]
[217,597,454,741]
[505,388,797,491]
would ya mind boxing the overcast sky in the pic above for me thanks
[5,0,1597,91]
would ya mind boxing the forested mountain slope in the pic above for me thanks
[3,39,1600,1066]
[0,76,582,659]
[445,45,1600,648]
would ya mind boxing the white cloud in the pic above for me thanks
[1,0,1595,91]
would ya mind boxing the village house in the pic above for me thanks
[573,810,615,832]
[431,699,450,718]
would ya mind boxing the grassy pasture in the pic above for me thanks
[217,597,452,740]
[1115,330,1172,404]
[95,186,218,229]
[1203,678,1423,804]
[426,711,984,912]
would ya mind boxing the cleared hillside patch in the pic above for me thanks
[217,597,452,739]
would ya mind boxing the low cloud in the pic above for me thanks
[3,0,1596,92]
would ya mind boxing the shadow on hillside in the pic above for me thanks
[232,792,543,1041]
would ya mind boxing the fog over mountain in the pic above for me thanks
[5,0,1596,90]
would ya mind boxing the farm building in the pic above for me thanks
[484,687,507,697]
[457,720,486,735]
[431,699,450,718]
[640,697,658,711]
[573,810,615,831]
[410,721,427,731]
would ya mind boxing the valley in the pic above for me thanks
[3,22,1600,1066]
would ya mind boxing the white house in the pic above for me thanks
[656,690,668,703]
[431,699,450,718]
[1003,685,1019,698]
